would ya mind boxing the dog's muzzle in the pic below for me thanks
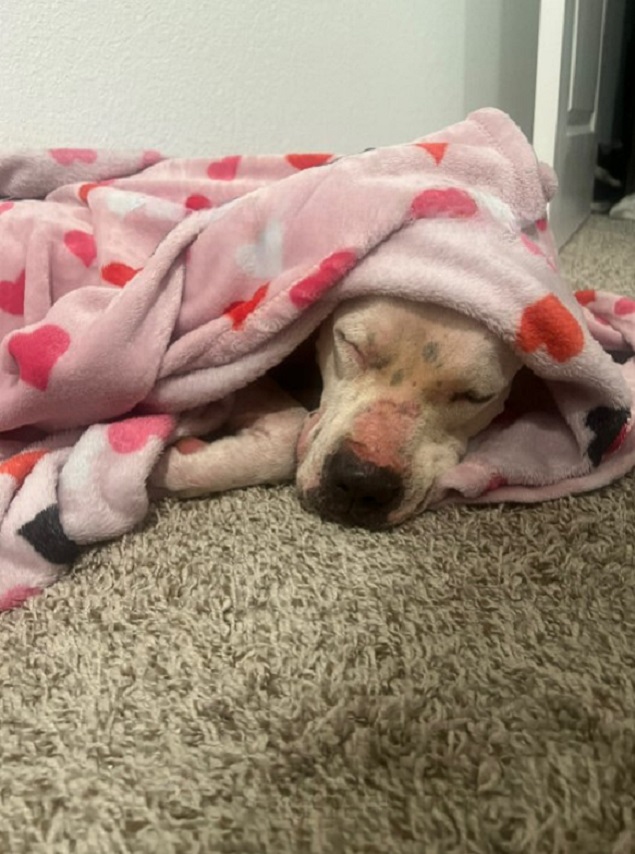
[304,445,404,529]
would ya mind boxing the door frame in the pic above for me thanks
[532,0,608,248]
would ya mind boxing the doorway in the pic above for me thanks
[593,2,635,216]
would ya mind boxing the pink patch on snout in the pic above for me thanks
[348,400,419,472]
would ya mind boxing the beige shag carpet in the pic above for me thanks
[1,215,635,854]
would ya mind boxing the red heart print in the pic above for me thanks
[8,324,71,390]
[224,283,269,330]
[411,187,477,219]
[615,297,635,316]
[78,180,112,203]
[101,262,140,287]
[49,148,97,165]
[185,194,213,211]
[207,156,241,180]
[285,153,333,170]
[78,182,99,203]
[0,270,25,315]
[0,449,48,486]
[289,250,357,308]
[107,415,174,454]
[574,289,596,307]
[0,202,14,215]
[606,423,628,456]
[535,217,548,232]
[516,295,584,363]
[64,230,96,267]
[415,142,448,165]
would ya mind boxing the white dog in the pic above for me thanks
[150,297,520,528]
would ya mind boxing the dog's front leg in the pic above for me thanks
[149,378,307,498]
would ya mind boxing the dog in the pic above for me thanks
[150,296,520,529]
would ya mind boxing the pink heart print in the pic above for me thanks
[410,187,477,219]
[64,230,97,267]
[8,324,71,391]
[615,297,635,316]
[0,585,43,611]
[49,148,98,165]
[107,415,174,454]
[0,271,25,315]
[207,156,241,180]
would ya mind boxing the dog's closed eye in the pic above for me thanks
[451,389,497,405]
[334,327,394,371]
[335,329,364,364]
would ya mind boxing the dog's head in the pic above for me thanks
[296,296,520,528]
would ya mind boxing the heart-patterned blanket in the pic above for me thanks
[1,108,634,611]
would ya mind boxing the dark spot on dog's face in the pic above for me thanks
[422,342,440,363]
[372,354,392,370]
[390,369,404,387]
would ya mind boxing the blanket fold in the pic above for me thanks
[1,108,633,610]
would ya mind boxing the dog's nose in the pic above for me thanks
[323,447,404,527]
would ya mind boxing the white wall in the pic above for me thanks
[0,0,539,156]
[464,0,540,140]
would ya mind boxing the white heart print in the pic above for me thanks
[235,219,283,278]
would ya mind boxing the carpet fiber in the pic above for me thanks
[1,215,635,854]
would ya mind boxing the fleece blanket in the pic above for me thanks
[1,108,634,611]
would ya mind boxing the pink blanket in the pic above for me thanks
[1,108,633,611]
